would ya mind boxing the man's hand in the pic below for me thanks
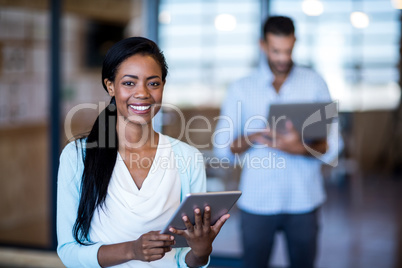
[252,120,306,155]
[231,120,327,156]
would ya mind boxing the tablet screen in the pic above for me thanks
[268,102,336,141]
[160,191,241,248]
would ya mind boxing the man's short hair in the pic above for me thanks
[262,16,295,39]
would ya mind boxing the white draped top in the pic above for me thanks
[89,134,181,268]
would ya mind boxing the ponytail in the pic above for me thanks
[73,97,118,244]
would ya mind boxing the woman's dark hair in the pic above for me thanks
[262,16,295,39]
[73,37,168,244]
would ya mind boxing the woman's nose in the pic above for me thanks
[134,83,151,99]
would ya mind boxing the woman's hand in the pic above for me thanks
[131,231,175,262]
[98,231,175,267]
[169,206,230,263]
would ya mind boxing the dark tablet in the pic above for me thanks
[267,102,337,141]
[160,191,242,248]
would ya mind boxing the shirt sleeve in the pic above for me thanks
[174,143,210,268]
[56,141,104,268]
[213,82,242,164]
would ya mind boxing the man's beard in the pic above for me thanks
[268,59,293,75]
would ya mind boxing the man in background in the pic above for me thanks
[214,16,342,268]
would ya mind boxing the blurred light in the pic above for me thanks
[350,11,370,28]
[159,11,171,24]
[391,0,402,9]
[302,0,324,16]
[214,14,237,31]
[355,82,401,111]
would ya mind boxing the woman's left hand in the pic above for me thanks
[169,206,230,258]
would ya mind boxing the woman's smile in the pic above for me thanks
[129,104,152,114]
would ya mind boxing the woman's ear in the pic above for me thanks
[104,79,115,97]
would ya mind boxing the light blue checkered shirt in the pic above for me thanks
[214,59,343,215]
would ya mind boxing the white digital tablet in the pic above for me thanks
[267,102,337,141]
[160,191,242,248]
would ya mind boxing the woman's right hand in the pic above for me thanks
[131,231,175,262]
[98,231,175,266]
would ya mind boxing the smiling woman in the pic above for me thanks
[104,54,165,126]
[56,37,230,268]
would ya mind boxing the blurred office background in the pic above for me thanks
[0,0,401,267]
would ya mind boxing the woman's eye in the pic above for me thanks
[149,82,160,87]
[123,81,135,86]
